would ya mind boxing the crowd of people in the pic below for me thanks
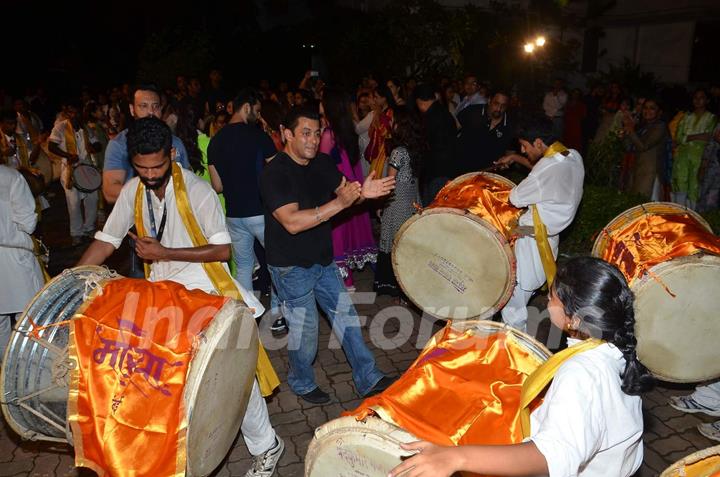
[2,67,720,477]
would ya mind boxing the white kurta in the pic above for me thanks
[95,167,264,317]
[0,165,44,314]
[530,341,644,477]
[509,149,584,291]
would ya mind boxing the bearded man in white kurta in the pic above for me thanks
[0,164,44,361]
[494,120,584,333]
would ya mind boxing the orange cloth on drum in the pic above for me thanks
[598,213,720,284]
[428,174,521,240]
[345,324,544,457]
[68,278,227,477]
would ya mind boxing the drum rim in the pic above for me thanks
[184,299,259,476]
[72,163,102,193]
[306,416,418,476]
[1,265,112,442]
[632,254,720,383]
[659,444,720,477]
[443,171,517,191]
[449,319,552,362]
[591,202,713,257]
[392,207,516,321]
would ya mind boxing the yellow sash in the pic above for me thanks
[0,132,30,167]
[134,163,280,396]
[519,338,604,437]
[530,141,569,287]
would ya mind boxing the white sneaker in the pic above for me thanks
[245,436,284,477]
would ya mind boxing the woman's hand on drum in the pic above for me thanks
[362,171,396,199]
[389,441,459,477]
[128,231,167,261]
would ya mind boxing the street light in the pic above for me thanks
[524,42,535,54]
[535,36,546,47]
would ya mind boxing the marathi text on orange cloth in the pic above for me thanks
[598,213,720,284]
[428,174,522,241]
[68,279,228,477]
[345,325,545,457]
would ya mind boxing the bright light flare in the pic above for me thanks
[524,43,535,53]
[535,36,546,47]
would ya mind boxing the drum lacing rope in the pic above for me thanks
[640,266,677,298]
[82,269,116,301]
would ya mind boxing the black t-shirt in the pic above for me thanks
[423,101,458,180]
[208,123,276,218]
[455,104,514,175]
[260,152,343,267]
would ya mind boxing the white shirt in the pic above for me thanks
[49,118,91,188]
[530,341,644,477]
[95,167,264,316]
[0,165,43,314]
[543,91,568,118]
[509,149,584,290]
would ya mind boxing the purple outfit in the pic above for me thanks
[320,129,377,286]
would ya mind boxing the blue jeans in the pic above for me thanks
[227,215,279,313]
[268,263,384,396]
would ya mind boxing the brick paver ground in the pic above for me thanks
[1,184,717,476]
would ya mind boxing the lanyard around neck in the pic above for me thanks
[145,188,167,241]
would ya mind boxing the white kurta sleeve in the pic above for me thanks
[509,174,542,208]
[11,173,38,236]
[192,182,231,246]
[530,361,605,477]
[95,180,137,248]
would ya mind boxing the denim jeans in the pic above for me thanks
[268,262,384,396]
[227,215,279,313]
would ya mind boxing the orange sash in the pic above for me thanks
[68,279,227,477]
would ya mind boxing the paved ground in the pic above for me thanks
[1,183,717,476]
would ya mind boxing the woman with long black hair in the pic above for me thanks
[390,256,655,477]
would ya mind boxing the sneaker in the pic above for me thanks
[299,387,331,404]
[270,317,288,336]
[669,395,720,417]
[245,436,285,477]
[364,376,396,397]
[698,421,720,442]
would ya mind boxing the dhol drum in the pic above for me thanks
[593,202,720,382]
[660,445,720,477]
[393,172,522,320]
[34,150,56,186]
[1,266,259,476]
[18,166,46,197]
[306,321,551,476]
[72,163,102,193]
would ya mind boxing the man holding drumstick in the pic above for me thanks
[494,118,584,333]
[78,117,284,477]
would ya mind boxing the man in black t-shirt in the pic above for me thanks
[260,108,396,404]
[454,91,514,175]
[207,89,286,333]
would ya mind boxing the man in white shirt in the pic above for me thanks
[78,117,284,477]
[48,101,99,246]
[455,75,488,115]
[494,118,585,332]
[0,164,44,362]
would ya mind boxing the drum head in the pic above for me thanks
[592,202,712,257]
[185,300,259,477]
[393,208,515,320]
[442,171,517,191]
[633,255,720,382]
[660,445,720,477]
[305,416,418,477]
[73,164,102,193]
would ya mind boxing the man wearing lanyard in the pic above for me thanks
[79,117,284,477]
[494,118,584,333]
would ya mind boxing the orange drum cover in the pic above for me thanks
[593,203,720,382]
[661,445,720,477]
[392,172,520,321]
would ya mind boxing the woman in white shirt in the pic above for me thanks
[390,256,655,477]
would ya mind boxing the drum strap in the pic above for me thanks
[519,338,604,438]
[134,163,280,397]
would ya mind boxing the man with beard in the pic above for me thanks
[207,89,287,335]
[78,117,285,477]
[454,90,514,175]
